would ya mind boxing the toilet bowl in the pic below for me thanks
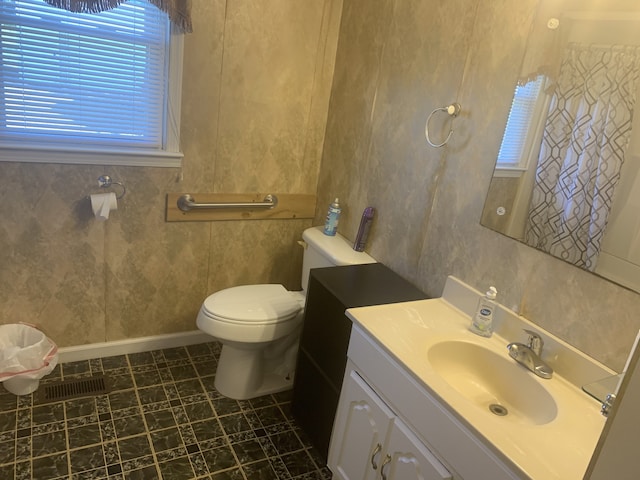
[196,226,376,400]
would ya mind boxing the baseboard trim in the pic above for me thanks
[57,331,212,363]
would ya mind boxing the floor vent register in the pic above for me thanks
[34,374,111,404]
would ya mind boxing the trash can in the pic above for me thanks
[0,324,58,395]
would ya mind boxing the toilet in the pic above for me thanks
[196,226,376,400]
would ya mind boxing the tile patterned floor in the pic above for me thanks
[0,342,332,480]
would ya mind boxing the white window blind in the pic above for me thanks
[0,0,183,166]
[497,75,546,170]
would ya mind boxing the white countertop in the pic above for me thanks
[346,291,609,480]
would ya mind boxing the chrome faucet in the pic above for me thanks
[507,329,553,379]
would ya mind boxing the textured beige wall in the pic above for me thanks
[318,0,640,370]
[5,0,639,371]
[0,1,341,347]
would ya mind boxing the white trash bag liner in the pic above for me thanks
[0,324,58,395]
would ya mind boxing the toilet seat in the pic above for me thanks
[197,284,304,344]
[200,284,303,325]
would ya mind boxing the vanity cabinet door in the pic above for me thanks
[328,369,395,480]
[382,419,452,480]
[329,368,452,480]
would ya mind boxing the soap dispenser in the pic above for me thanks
[469,286,497,337]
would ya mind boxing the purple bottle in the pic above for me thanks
[353,207,375,251]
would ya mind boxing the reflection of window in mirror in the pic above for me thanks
[485,75,553,240]
[495,75,551,177]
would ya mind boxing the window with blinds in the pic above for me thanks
[496,75,547,173]
[0,0,183,167]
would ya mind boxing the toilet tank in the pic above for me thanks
[300,226,376,292]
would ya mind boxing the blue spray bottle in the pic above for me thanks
[323,198,341,236]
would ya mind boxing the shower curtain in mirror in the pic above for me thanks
[525,43,640,271]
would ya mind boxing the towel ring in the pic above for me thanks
[425,103,461,148]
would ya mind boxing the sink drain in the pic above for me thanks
[489,403,508,416]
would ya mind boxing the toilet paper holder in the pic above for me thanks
[97,175,126,199]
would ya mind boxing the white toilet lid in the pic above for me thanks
[202,284,302,324]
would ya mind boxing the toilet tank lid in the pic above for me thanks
[303,226,376,265]
[202,284,302,322]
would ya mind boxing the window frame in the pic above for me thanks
[0,2,184,168]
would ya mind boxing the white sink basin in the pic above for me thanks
[427,340,557,425]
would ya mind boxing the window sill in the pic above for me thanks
[493,166,526,178]
[0,143,183,168]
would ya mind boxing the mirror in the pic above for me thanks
[481,0,640,293]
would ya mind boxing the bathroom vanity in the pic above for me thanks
[291,263,427,461]
[328,276,613,480]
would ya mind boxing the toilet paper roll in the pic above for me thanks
[90,192,118,221]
